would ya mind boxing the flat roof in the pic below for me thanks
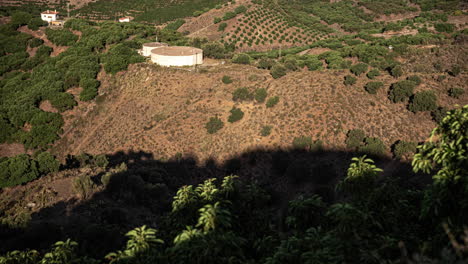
[151,46,203,56]
[143,42,168,47]
[42,10,59,14]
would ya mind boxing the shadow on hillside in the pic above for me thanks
[0,147,427,258]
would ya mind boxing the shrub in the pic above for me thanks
[79,78,100,101]
[222,75,233,84]
[260,125,272,136]
[270,64,286,79]
[364,82,384,94]
[223,12,236,21]
[358,137,386,156]
[367,69,380,79]
[228,107,244,123]
[201,42,226,59]
[345,129,365,149]
[11,11,32,27]
[266,96,279,108]
[254,88,267,103]
[434,23,455,33]
[232,53,251,64]
[407,75,422,86]
[49,93,77,112]
[392,141,417,159]
[431,107,448,123]
[258,58,275,69]
[448,65,461,76]
[389,80,416,103]
[344,75,357,86]
[0,154,39,188]
[205,117,224,134]
[214,17,222,24]
[408,91,437,112]
[292,136,313,149]
[28,38,44,48]
[350,63,368,76]
[232,87,253,101]
[27,17,47,31]
[234,5,247,14]
[218,23,228,32]
[45,28,78,46]
[36,152,60,174]
[305,58,322,71]
[390,65,403,78]
[93,154,109,168]
[448,87,464,99]
[73,175,95,199]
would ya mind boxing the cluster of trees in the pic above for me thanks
[0,152,59,188]
[1,106,466,263]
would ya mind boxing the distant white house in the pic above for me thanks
[41,10,60,23]
[119,17,132,23]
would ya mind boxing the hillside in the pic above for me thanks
[0,0,467,263]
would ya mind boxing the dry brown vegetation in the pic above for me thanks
[50,61,463,163]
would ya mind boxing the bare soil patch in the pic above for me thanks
[0,143,26,158]
[39,100,59,113]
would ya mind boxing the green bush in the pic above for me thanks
[392,141,417,159]
[258,58,275,70]
[232,53,251,64]
[305,58,323,71]
[367,69,380,79]
[270,64,287,79]
[434,23,455,33]
[222,75,233,84]
[205,116,224,134]
[254,88,267,103]
[27,17,47,31]
[266,96,279,108]
[201,42,226,59]
[45,28,78,46]
[389,80,416,103]
[36,152,60,174]
[407,75,422,86]
[345,129,365,149]
[232,87,253,101]
[358,137,386,156]
[228,107,244,123]
[234,5,247,14]
[390,65,403,78]
[364,82,384,94]
[79,78,100,101]
[11,11,32,27]
[214,17,222,24]
[223,11,236,21]
[344,75,357,86]
[260,125,272,136]
[448,87,464,99]
[408,91,437,112]
[218,22,228,32]
[448,65,461,76]
[292,136,313,149]
[49,93,77,112]
[350,63,368,76]
[0,154,39,188]
[28,38,44,48]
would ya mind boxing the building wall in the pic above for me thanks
[41,14,57,22]
[151,53,203,67]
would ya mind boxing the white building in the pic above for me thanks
[119,17,131,23]
[41,10,60,23]
[141,42,169,57]
[150,46,203,67]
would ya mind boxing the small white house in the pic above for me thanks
[119,17,131,23]
[41,10,59,23]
